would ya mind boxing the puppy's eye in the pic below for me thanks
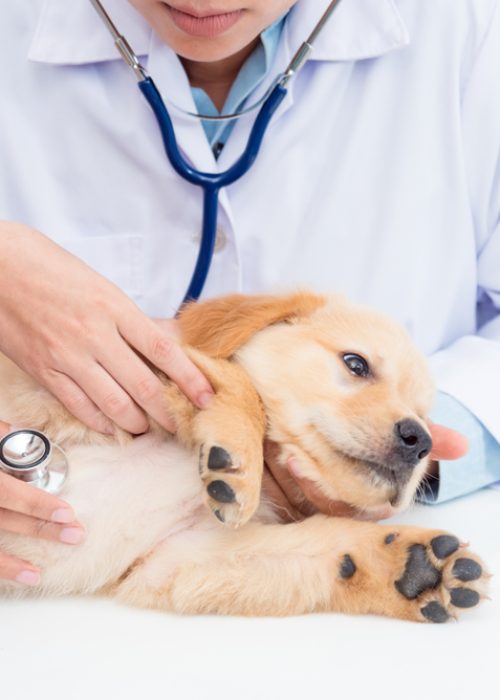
[342,353,370,378]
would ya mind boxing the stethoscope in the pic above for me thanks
[0,2,343,494]
[0,430,69,494]
[89,0,343,308]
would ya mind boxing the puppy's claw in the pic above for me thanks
[212,508,225,523]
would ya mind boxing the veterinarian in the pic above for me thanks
[1,0,499,585]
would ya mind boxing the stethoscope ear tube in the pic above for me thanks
[88,0,343,307]
[0,429,69,494]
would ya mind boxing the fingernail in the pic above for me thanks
[59,527,85,544]
[197,391,214,409]
[16,570,41,586]
[51,508,75,524]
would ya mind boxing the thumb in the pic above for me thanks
[428,421,468,460]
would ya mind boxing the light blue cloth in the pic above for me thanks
[422,391,500,503]
[191,16,285,155]
[190,14,500,504]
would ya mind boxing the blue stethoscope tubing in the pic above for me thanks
[88,0,342,308]
[139,77,288,307]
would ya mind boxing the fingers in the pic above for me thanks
[0,455,84,587]
[98,339,178,433]
[0,550,40,586]
[287,459,361,518]
[43,370,116,435]
[0,471,76,523]
[263,441,391,521]
[0,420,10,435]
[56,360,150,435]
[263,442,313,515]
[0,227,212,437]
[152,318,182,340]
[0,507,84,544]
[428,421,469,460]
[52,313,214,434]
[264,441,356,519]
[120,314,214,409]
[287,460,393,520]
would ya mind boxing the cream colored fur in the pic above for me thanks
[0,293,489,620]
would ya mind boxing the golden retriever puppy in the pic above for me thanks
[0,292,489,622]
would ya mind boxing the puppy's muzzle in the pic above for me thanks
[394,419,432,467]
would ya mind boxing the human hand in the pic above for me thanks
[263,423,469,523]
[0,224,213,434]
[0,420,84,585]
[262,441,393,522]
[427,420,468,460]
[421,420,468,482]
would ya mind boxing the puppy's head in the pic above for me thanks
[180,291,435,515]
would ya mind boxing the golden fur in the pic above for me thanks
[0,292,489,621]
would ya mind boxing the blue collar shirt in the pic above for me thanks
[191,17,286,156]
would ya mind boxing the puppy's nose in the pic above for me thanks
[394,419,432,465]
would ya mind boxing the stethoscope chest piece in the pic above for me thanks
[0,430,69,494]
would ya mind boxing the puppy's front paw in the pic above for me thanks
[199,443,263,527]
[393,533,486,620]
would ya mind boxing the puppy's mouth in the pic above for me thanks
[331,448,414,507]
[309,421,426,507]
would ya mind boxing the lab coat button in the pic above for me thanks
[215,227,226,252]
[192,227,226,252]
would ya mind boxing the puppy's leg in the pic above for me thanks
[115,517,489,621]
[162,353,266,527]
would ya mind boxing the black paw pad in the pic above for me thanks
[452,558,482,582]
[207,480,236,504]
[421,601,449,623]
[395,544,442,599]
[385,533,397,545]
[208,446,233,471]
[430,535,459,559]
[339,554,356,579]
[450,587,480,608]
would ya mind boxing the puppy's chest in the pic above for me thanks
[63,437,207,547]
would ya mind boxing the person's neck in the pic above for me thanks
[180,39,259,111]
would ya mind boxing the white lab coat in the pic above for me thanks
[1,0,499,439]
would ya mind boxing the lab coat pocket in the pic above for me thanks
[56,234,144,300]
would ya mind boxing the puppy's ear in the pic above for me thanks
[178,291,326,358]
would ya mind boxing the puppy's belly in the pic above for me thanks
[0,434,206,597]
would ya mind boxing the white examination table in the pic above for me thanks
[1,487,498,700]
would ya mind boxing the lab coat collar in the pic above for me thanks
[28,0,409,65]
[216,0,409,173]
[286,0,410,62]
[27,0,409,179]
[28,0,150,64]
